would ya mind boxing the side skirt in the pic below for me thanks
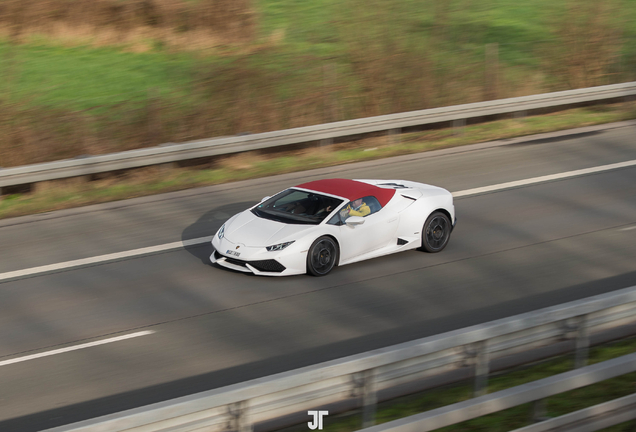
[340,241,419,266]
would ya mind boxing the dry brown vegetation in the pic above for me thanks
[0,57,328,167]
[0,0,256,50]
[541,0,626,89]
[334,0,493,115]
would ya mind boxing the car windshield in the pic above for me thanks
[252,189,343,225]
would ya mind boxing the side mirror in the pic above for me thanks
[261,196,271,202]
[345,216,365,227]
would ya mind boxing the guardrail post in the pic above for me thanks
[514,110,527,120]
[352,369,377,427]
[160,162,177,171]
[575,315,590,368]
[227,401,252,432]
[452,119,466,135]
[467,341,490,397]
[563,315,589,368]
[320,138,333,147]
[388,128,400,145]
[362,369,378,427]
[530,398,549,423]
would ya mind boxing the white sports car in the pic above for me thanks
[210,178,455,276]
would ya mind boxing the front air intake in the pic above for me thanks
[249,260,286,273]
[225,257,247,267]
[220,255,286,273]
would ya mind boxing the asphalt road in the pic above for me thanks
[1,122,635,431]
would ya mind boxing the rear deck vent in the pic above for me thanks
[379,183,408,189]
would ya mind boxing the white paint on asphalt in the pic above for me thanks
[0,331,154,367]
[0,158,635,282]
[619,226,636,231]
[452,159,636,197]
[0,236,212,282]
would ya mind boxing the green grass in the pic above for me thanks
[276,337,636,432]
[258,0,636,61]
[0,43,196,110]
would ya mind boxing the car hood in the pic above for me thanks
[224,210,315,247]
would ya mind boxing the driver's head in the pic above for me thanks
[352,198,363,208]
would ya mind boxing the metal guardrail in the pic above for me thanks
[513,393,636,432]
[360,352,636,432]
[2,81,636,189]
[45,285,636,432]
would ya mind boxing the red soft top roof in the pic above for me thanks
[295,179,396,207]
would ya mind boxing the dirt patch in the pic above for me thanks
[0,0,257,49]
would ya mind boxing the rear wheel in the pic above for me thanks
[307,236,339,276]
[421,211,451,253]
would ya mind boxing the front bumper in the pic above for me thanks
[210,236,306,276]
[211,249,287,275]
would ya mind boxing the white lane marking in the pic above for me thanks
[0,236,212,282]
[453,159,636,197]
[1,159,635,282]
[619,226,636,231]
[0,331,154,367]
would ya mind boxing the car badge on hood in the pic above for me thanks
[236,246,240,249]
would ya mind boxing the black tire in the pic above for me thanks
[307,236,339,276]
[421,211,451,253]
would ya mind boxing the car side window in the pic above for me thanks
[327,212,343,226]
[332,196,382,224]
[363,196,381,215]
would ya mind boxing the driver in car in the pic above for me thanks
[342,197,370,218]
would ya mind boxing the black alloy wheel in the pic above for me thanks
[307,236,339,276]
[421,211,451,253]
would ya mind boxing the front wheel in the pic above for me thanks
[307,236,339,276]
[420,211,451,253]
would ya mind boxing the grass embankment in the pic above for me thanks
[279,337,636,432]
[1,102,634,220]
[1,0,635,168]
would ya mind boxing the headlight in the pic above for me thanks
[217,224,225,239]
[266,241,295,252]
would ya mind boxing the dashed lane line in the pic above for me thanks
[0,331,155,367]
[0,236,213,282]
[452,159,636,197]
